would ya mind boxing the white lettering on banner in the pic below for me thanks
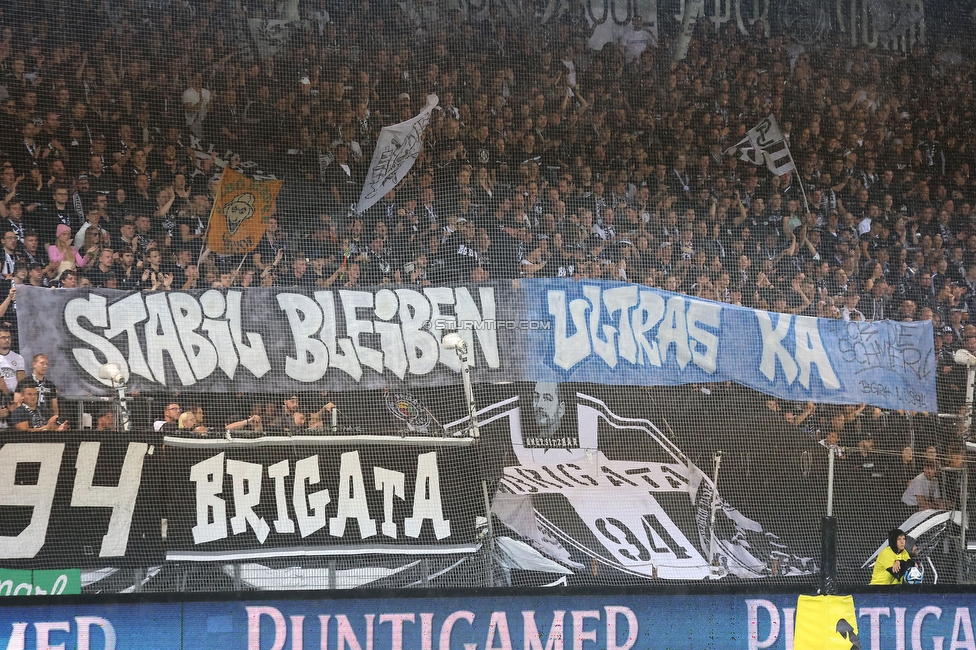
[190,452,450,544]
[440,611,476,650]
[35,622,70,650]
[862,607,890,650]
[1,620,117,650]
[570,490,707,580]
[913,607,942,650]
[745,602,976,650]
[268,460,295,534]
[498,461,688,496]
[572,611,600,650]
[756,312,840,390]
[404,452,450,540]
[605,606,638,650]
[374,468,406,538]
[70,442,147,556]
[227,459,271,543]
[0,444,63,559]
[747,600,780,650]
[486,611,512,650]
[247,607,286,650]
[64,288,497,388]
[67,291,271,387]
[75,617,117,650]
[548,288,721,374]
[329,450,377,538]
[241,606,638,650]
[950,609,976,650]
[897,607,908,650]
[379,613,414,650]
[294,455,330,538]
[190,453,227,545]
[0,442,147,559]
[523,611,566,650]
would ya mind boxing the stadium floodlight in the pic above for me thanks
[442,332,466,352]
[97,363,130,431]
[97,363,126,384]
[955,349,976,368]
[443,333,480,439]
[954,349,976,433]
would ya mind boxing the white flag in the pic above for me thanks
[356,94,439,214]
[725,114,796,176]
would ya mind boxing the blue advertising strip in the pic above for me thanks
[522,278,938,412]
[3,592,976,649]
[0,602,181,650]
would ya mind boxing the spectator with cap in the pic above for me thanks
[25,259,47,287]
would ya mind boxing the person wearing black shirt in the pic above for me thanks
[278,255,319,289]
[85,248,117,288]
[126,173,156,218]
[14,354,59,419]
[252,217,286,272]
[179,194,209,248]
[443,218,480,283]
[21,231,52,279]
[325,144,360,214]
[2,200,26,245]
[10,383,67,431]
[114,217,139,253]
[44,186,75,246]
[359,236,400,285]
[154,402,182,433]
[86,154,117,197]
[116,250,143,291]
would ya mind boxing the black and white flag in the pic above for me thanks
[726,114,796,176]
[356,94,439,214]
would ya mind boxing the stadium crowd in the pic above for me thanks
[0,0,971,494]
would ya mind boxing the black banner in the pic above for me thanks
[0,432,163,568]
[162,436,482,562]
[0,384,922,587]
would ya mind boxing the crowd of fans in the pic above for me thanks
[0,0,973,495]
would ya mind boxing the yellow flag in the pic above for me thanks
[206,167,283,255]
[794,595,859,650]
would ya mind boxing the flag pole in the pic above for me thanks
[199,170,228,265]
[792,154,811,215]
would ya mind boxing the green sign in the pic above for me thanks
[0,568,81,596]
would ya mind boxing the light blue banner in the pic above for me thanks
[3,592,976,649]
[520,279,938,412]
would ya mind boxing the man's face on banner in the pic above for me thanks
[532,382,565,435]
[225,193,257,234]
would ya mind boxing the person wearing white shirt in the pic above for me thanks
[0,327,24,426]
[902,462,943,510]
[618,15,657,63]
[182,73,212,138]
